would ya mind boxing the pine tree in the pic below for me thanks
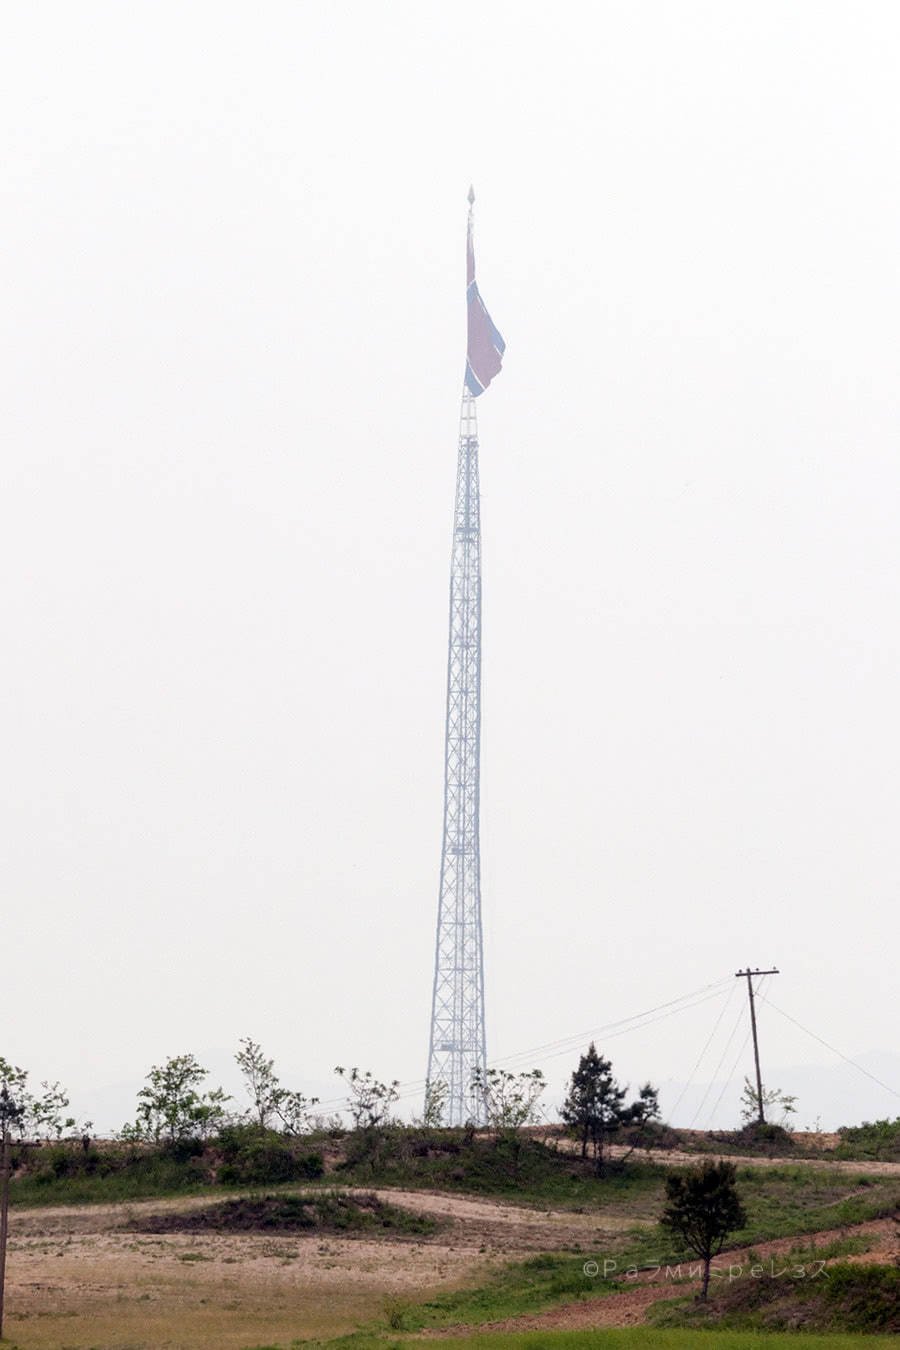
[561,1043,626,1173]
[660,1160,747,1299]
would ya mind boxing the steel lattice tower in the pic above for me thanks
[426,388,487,1126]
[426,189,504,1128]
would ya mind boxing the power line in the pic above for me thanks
[526,989,733,1067]
[313,976,734,1111]
[388,987,735,1109]
[705,1027,753,1130]
[668,981,738,1120]
[691,974,770,1129]
[490,977,733,1069]
[689,1003,747,1128]
[702,974,772,1129]
[764,998,900,1102]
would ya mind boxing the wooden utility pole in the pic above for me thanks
[0,1121,9,1340]
[735,967,779,1123]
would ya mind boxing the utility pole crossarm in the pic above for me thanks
[735,967,779,1125]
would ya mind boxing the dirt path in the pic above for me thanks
[604,1143,900,1176]
[10,1185,651,1251]
[363,1187,649,1248]
[533,1126,900,1175]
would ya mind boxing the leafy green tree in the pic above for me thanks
[335,1067,399,1130]
[128,1054,230,1144]
[561,1043,626,1172]
[660,1159,747,1299]
[235,1038,281,1129]
[0,1080,23,1339]
[273,1089,319,1136]
[235,1039,319,1134]
[471,1066,546,1134]
[0,1058,78,1336]
[0,1058,80,1140]
[334,1066,400,1173]
[419,1078,450,1128]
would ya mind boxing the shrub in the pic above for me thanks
[736,1121,795,1151]
[218,1139,324,1185]
[836,1117,900,1161]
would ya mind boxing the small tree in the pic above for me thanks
[660,1160,747,1299]
[619,1081,663,1160]
[335,1067,399,1130]
[0,1073,27,1340]
[273,1089,319,1136]
[739,1077,797,1130]
[470,1067,546,1135]
[561,1043,626,1173]
[235,1039,319,1134]
[129,1054,230,1145]
[0,1058,75,1336]
[335,1067,400,1172]
[419,1078,449,1129]
[236,1038,280,1129]
[0,1058,80,1141]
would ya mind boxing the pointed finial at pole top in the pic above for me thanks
[468,184,475,206]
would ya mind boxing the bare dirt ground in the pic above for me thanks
[530,1127,900,1176]
[604,1143,900,1175]
[3,1187,654,1349]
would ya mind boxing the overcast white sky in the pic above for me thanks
[2,1,899,1132]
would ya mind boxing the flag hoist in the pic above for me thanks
[426,188,505,1126]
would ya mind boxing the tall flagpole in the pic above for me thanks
[426,188,501,1126]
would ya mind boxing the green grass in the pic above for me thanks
[297,1169,898,1345]
[781,1232,874,1261]
[297,1330,899,1350]
[7,1132,324,1207]
[336,1131,665,1207]
[651,1262,899,1335]
[732,1165,899,1243]
[9,1151,217,1205]
[373,1252,620,1333]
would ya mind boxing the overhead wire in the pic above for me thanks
[763,998,900,1102]
[487,977,734,1070]
[668,979,738,1121]
[689,1000,747,1128]
[312,975,734,1112]
[494,985,735,1071]
[702,973,771,1129]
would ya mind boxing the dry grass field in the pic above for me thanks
[2,1186,644,1349]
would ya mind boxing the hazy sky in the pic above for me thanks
[2,1,899,1132]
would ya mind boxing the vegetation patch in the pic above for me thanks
[130,1190,438,1237]
[9,1128,325,1206]
[834,1118,900,1162]
[308,1328,899,1350]
[337,1127,664,1206]
[651,1261,900,1335]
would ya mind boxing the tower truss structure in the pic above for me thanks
[426,388,487,1126]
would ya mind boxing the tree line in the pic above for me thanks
[0,1040,664,1155]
